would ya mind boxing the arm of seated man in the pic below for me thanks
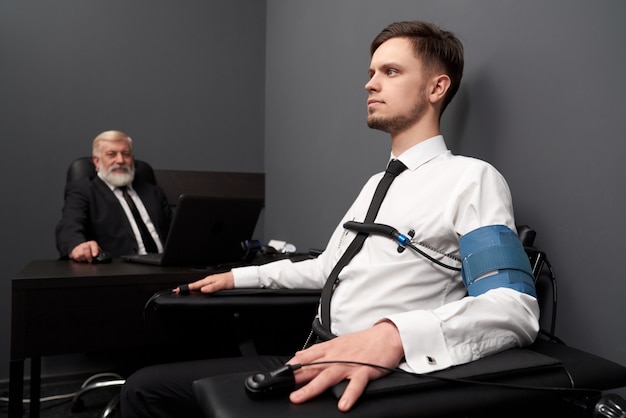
[69,240,101,263]
[287,320,404,412]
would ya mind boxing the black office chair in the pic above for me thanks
[65,156,156,418]
[189,226,626,418]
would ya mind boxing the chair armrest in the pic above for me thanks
[529,338,626,390]
[144,288,321,357]
[193,340,626,418]
[146,288,321,310]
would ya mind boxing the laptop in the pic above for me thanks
[123,194,263,267]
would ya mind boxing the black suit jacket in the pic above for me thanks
[55,176,173,258]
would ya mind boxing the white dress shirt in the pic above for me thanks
[233,136,539,373]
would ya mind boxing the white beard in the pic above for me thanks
[99,163,135,187]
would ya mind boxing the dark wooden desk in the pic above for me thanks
[9,259,208,418]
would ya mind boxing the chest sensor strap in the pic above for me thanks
[460,225,537,298]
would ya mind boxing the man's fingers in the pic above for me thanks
[290,363,324,385]
[337,370,369,412]
[186,278,217,292]
[70,241,100,262]
[86,240,100,257]
[71,244,92,262]
[289,366,370,412]
[289,367,344,404]
[183,272,234,294]
[200,283,219,293]
[199,279,228,293]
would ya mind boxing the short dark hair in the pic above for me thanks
[371,21,464,115]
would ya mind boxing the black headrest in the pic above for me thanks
[65,157,156,185]
[516,225,537,248]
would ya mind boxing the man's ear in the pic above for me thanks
[428,74,451,105]
[92,155,100,171]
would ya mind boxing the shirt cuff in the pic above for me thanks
[232,265,261,288]
[385,310,453,374]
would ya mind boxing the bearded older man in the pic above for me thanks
[56,130,172,262]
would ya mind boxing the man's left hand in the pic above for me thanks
[287,320,404,412]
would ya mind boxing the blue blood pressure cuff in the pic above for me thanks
[460,225,537,298]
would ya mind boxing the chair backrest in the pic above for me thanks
[516,224,547,283]
[517,224,557,336]
[65,156,157,185]
[516,224,536,248]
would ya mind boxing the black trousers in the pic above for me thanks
[120,355,290,418]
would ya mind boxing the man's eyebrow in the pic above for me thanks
[383,61,404,70]
[369,62,403,74]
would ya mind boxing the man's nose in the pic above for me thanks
[365,76,379,92]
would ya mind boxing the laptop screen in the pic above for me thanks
[158,194,264,267]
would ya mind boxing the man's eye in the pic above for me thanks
[387,69,398,76]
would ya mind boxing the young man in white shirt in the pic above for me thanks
[120,20,539,418]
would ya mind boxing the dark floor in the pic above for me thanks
[0,374,121,418]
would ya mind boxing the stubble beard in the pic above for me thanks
[367,90,428,134]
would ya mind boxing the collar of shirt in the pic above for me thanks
[390,135,448,171]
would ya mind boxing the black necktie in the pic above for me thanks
[319,159,407,333]
[119,186,159,254]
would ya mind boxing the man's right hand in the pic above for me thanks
[174,271,235,294]
[69,240,101,263]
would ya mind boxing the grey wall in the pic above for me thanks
[263,0,626,396]
[2,0,626,399]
